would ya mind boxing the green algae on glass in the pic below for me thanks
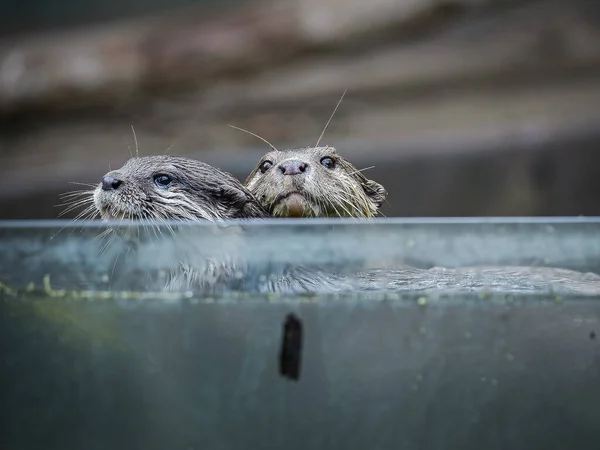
[1,275,134,351]
[31,297,128,350]
[1,275,579,306]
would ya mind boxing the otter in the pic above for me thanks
[244,146,387,218]
[88,155,267,292]
[94,155,269,222]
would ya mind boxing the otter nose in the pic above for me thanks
[279,160,308,176]
[101,176,123,191]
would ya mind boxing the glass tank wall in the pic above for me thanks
[2,218,600,450]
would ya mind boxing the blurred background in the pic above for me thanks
[0,0,599,219]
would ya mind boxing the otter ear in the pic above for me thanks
[362,179,387,209]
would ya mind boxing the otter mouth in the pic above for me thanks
[94,188,142,221]
[271,191,313,218]
[273,191,305,203]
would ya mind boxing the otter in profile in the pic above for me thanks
[90,155,267,291]
[94,155,269,222]
[244,146,387,218]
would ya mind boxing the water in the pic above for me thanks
[2,218,600,449]
[1,217,600,295]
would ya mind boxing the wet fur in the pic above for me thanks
[245,146,387,218]
[94,155,269,222]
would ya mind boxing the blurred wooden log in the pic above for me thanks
[2,0,600,219]
[2,0,599,115]
[0,1,303,114]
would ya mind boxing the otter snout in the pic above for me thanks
[101,175,123,191]
[278,160,308,176]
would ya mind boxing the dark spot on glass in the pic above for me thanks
[279,313,303,381]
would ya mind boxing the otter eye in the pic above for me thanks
[153,174,173,188]
[320,157,336,169]
[259,160,273,174]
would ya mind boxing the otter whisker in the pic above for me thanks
[152,218,166,240]
[329,197,352,217]
[110,244,124,280]
[51,202,98,239]
[165,138,179,155]
[162,218,177,238]
[58,193,94,204]
[70,207,95,222]
[74,206,100,224]
[114,211,127,236]
[314,184,344,217]
[146,221,160,241]
[56,197,94,212]
[349,186,371,218]
[151,215,171,241]
[131,124,139,158]
[103,239,134,291]
[328,194,354,218]
[314,182,342,216]
[228,125,279,152]
[96,228,113,241]
[54,190,96,220]
[99,241,112,257]
[314,89,347,149]
[347,166,375,176]
[154,216,172,238]
[98,231,114,257]
[382,197,392,211]
[57,192,95,205]
[57,199,95,218]
[331,183,364,218]
[313,186,329,217]
[60,187,96,196]
[67,181,98,188]
[124,242,135,258]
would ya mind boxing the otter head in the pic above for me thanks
[244,146,387,218]
[93,155,269,222]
